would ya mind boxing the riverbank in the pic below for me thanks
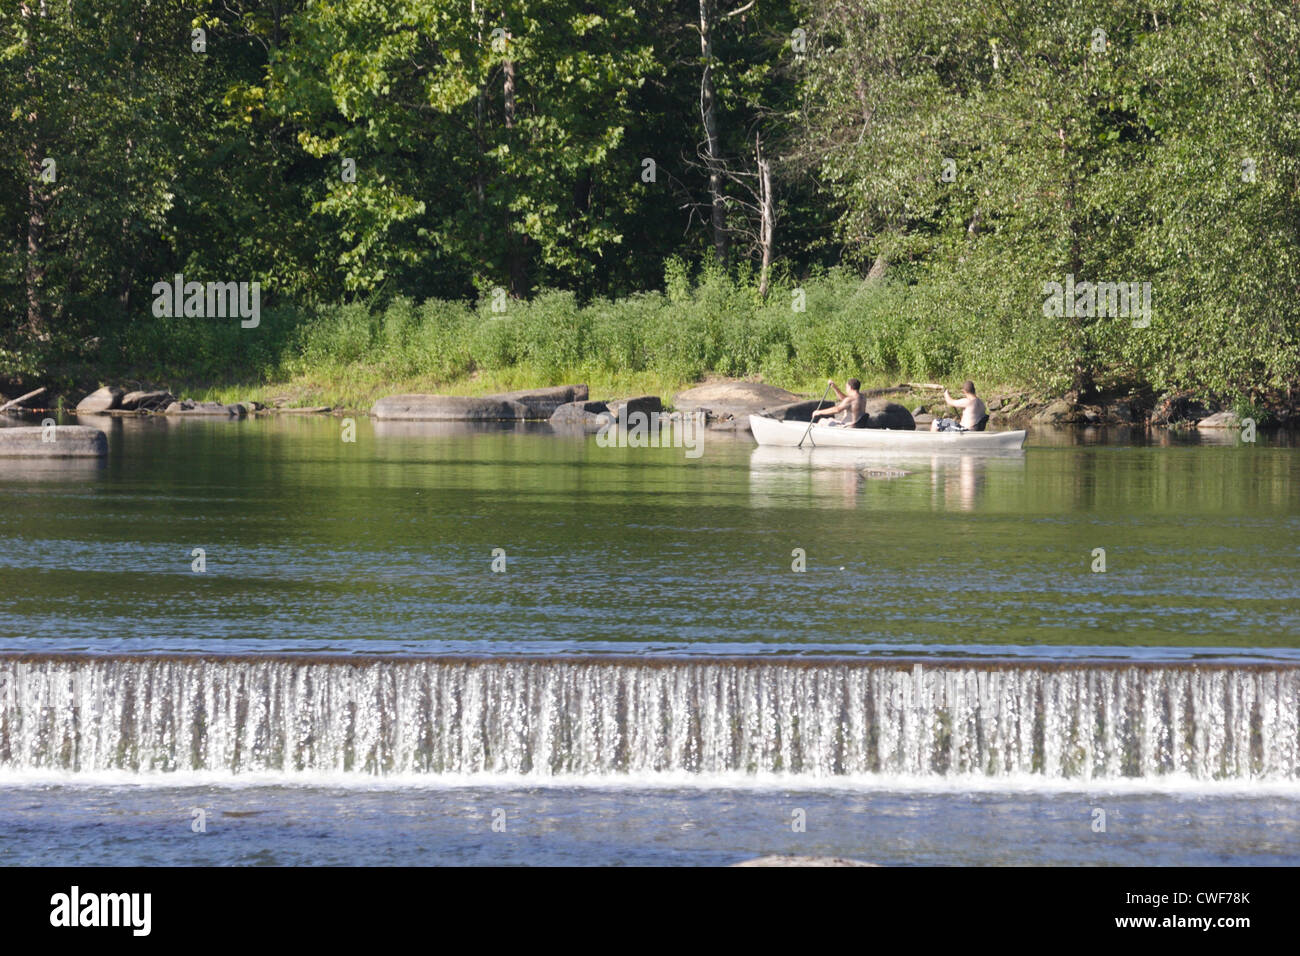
[8,271,1297,428]
[7,371,1294,435]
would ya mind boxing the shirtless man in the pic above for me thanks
[811,378,867,427]
[931,380,987,431]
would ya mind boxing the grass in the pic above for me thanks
[44,261,1278,414]
[173,266,1037,410]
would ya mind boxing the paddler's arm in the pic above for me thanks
[812,396,850,418]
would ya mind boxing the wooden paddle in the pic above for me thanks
[798,380,835,448]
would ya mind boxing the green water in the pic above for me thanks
[0,415,1296,659]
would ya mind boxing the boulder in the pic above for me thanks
[0,425,107,458]
[762,399,828,422]
[549,400,614,431]
[913,412,935,427]
[1108,402,1134,423]
[483,385,588,418]
[1150,391,1213,426]
[1197,410,1242,429]
[673,381,802,419]
[371,394,528,421]
[75,386,123,414]
[119,390,176,411]
[858,399,915,430]
[163,400,248,417]
[607,396,663,420]
[1033,399,1075,424]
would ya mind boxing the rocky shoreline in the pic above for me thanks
[2,379,1293,434]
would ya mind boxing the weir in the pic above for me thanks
[1,654,1296,781]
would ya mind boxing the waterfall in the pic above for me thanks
[1,654,1297,782]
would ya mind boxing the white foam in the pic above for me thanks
[3,656,1298,784]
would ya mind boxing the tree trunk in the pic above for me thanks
[866,252,889,281]
[757,136,773,300]
[20,3,47,339]
[502,41,527,295]
[24,137,47,339]
[1061,126,1095,397]
[472,2,486,248]
[698,0,728,265]
[503,56,516,130]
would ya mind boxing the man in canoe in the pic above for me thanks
[811,378,869,427]
[931,380,988,431]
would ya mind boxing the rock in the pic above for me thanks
[75,386,123,414]
[858,399,915,429]
[1150,391,1213,427]
[1197,410,1242,429]
[763,399,831,422]
[732,856,879,867]
[119,390,175,411]
[986,397,1003,411]
[483,385,588,419]
[370,394,529,421]
[913,412,935,426]
[277,405,332,415]
[1109,402,1134,423]
[0,425,107,458]
[911,405,927,416]
[674,381,801,419]
[549,400,614,431]
[1083,408,1101,423]
[1032,399,1075,424]
[550,400,610,421]
[163,400,248,417]
[607,396,663,420]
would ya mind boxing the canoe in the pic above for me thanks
[748,414,1026,451]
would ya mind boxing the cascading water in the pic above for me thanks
[1,654,1297,782]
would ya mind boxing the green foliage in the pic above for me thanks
[1,0,1296,406]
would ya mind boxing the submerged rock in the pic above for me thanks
[0,425,107,458]
[371,394,529,421]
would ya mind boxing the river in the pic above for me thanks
[1,414,1297,864]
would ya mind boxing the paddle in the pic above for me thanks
[798,380,835,448]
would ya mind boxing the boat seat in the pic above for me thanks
[972,414,989,432]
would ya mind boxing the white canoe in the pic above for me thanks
[748,414,1026,451]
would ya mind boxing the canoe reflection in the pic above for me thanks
[748,444,1025,510]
